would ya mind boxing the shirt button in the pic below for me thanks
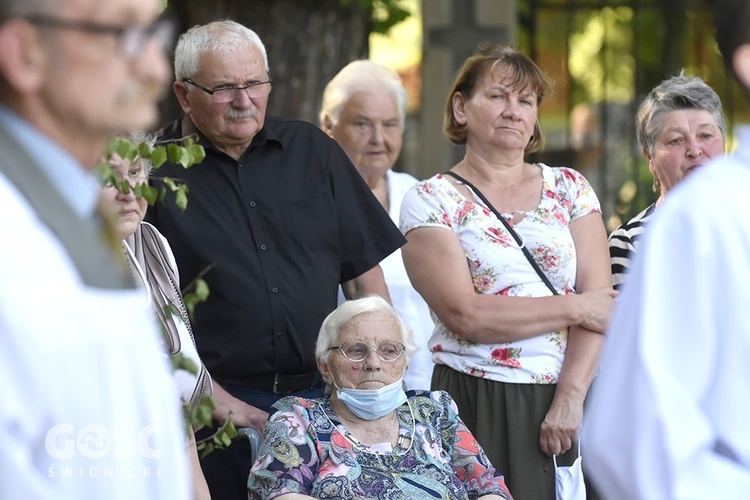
[276,332,283,338]
[249,201,256,207]
[271,287,278,293]
[260,244,267,251]
[543,463,550,472]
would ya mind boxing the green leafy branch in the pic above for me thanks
[171,352,238,458]
[99,135,206,211]
[339,0,411,34]
[181,264,213,323]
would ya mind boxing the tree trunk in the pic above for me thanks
[161,0,372,125]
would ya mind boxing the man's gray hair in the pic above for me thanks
[636,73,726,156]
[320,60,407,130]
[173,19,269,81]
[315,294,417,366]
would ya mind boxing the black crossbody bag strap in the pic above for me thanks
[443,171,559,296]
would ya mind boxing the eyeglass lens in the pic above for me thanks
[211,82,272,103]
[119,19,174,59]
[340,342,404,362]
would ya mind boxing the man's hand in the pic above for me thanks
[211,382,268,435]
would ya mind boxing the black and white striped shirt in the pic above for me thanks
[608,203,657,291]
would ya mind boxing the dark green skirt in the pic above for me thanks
[432,364,580,500]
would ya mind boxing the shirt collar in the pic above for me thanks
[180,114,283,159]
[0,105,100,219]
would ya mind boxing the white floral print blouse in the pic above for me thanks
[400,164,601,384]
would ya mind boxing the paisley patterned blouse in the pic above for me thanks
[399,165,601,384]
[247,390,512,499]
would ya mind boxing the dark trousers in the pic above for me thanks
[433,364,578,500]
[198,382,324,500]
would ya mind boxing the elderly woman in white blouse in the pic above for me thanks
[320,60,435,391]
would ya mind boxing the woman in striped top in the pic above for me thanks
[609,75,726,290]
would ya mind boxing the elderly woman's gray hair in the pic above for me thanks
[173,19,269,82]
[319,60,408,130]
[315,295,417,366]
[110,130,157,177]
[636,74,726,157]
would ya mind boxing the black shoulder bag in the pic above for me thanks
[443,171,559,296]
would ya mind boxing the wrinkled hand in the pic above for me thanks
[539,394,584,456]
[577,287,618,333]
[211,382,269,435]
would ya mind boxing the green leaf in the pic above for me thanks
[193,278,210,301]
[137,141,153,159]
[174,185,189,211]
[198,442,215,458]
[171,352,199,375]
[372,1,411,34]
[183,278,210,320]
[111,137,139,161]
[134,183,158,205]
[150,146,168,168]
[187,143,206,166]
[168,143,191,168]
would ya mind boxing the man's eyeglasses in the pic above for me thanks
[23,15,174,60]
[183,78,273,103]
[329,341,406,363]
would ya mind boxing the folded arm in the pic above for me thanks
[402,225,615,344]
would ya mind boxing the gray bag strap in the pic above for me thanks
[0,121,132,289]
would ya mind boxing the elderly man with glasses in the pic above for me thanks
[0,0,192,498]
[146,20,405,499]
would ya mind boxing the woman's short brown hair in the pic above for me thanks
[443,43,553,154]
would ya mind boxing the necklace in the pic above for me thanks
[324,399,416,455]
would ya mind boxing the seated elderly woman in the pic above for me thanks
[608,74,725,290]
[247,295,512,499]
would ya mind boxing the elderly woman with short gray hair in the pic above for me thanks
[248,295,512,499]
[609,74,726,290]
[320,60,435,392]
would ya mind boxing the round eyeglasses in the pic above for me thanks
[329,341,406,363]
[183,78,273,103]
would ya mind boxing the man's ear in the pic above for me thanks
[173,80,191,113]
[322,116,335,137]
[733,44,750,90]
[0,20,48,94]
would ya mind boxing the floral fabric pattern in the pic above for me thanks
[399,164,600,384]
[248,390,512,499]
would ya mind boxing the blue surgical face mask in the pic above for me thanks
[335,377,408,420]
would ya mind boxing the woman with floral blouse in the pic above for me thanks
[399,43,616,499]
